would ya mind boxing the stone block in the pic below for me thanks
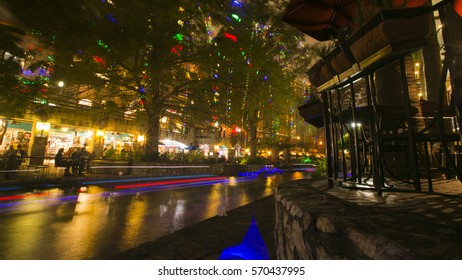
[346,227,415,259]
[316,215,337,234]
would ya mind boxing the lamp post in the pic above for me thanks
[96,130,105,158]
[30,121,50,165]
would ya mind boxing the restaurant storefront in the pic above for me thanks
[0,119,33,155]
[45,125,94,157]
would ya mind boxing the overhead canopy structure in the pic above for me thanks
[282,0,431,41]
[0,3,25,34]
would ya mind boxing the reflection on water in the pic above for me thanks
[210,183,228,217]
[290,172,309,181]
[159,195,176,217]
[159,194,186,232]
[106,192,118,216]
[121,193,149,248]
[172,199,186,231]
[0,172,310,259]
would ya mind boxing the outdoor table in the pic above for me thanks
[27,165,49,177]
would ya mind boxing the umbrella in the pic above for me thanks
[282,0,431,41]
[159,139,188,149]
[282,0,359,41]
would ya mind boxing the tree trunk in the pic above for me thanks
[248,111,258,159]
[145,111,160,160]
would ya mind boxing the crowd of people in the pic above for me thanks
[54,147,90,176]
[1,145,91,179]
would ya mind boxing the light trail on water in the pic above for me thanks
[0,175,257,212]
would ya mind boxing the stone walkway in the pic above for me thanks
[275,178,462,259]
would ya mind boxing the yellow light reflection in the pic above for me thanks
[228,176,237,186]
[263,176,274,196]
[120,193,148,247]
[204,183,229,217]
[3,191,59,257]
[55,188,111,259]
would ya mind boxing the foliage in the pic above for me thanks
[0,24,49,144]
[311,157,327,178]
[240,155,268,165]
[5,0,317,157]
[102,148,130,161]
[158,151,208,164]
[187,0,313,156]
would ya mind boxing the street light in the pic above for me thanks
[58,81,64,95]
[36,122,50,137]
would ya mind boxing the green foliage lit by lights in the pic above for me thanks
[231,14,241,22]
[31,29,42,35]
[98,40,110,51]
[173,33,184,41]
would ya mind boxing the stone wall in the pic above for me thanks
[274,178,462,259]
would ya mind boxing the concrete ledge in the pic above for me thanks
[275,178,462,259]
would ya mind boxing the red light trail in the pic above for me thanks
[115,176,227,189]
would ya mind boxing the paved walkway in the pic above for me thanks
[274,178,462,259]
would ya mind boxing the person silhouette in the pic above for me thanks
[4,146,18,180]
[54,148,71,176]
